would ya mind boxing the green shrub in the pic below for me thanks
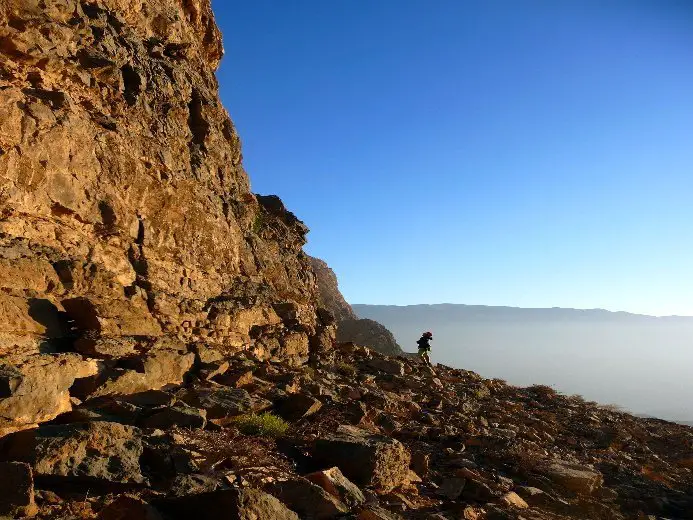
[252,212,267,234]
[336,361,356,376]
[233,413,289,438]
[527,384,558,398]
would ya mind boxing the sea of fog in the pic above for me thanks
[384,321,693,423]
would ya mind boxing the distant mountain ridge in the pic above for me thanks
[353,303,693,323]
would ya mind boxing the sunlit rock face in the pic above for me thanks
[0,0,333,433]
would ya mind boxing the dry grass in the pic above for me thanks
[171,426,292,474]
[336,361,357,377]
[526,384,558,399]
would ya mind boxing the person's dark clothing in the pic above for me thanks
[416,336,432,351]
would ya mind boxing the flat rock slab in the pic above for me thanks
[276,392,323,422]
[141,403,207,430]
[313,428,411,492]
[536,459,603,495]
[154,487,299,520]
[31,422,145,485]
[180,387,253,419]
[305,466,366,508]
[0,354,99,435]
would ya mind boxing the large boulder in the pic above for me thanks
[12,422,146,485]
[265,477,350,519]
[536,459,603,495]
[72,344,195,400]
[313,428,411,492]
[0,354,98,436]
[305,466,366,508]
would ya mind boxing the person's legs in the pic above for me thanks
[421,350,430,365]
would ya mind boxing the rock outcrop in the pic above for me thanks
[310,257,403,355]
[337,318,403,356]
[0,0,336,433]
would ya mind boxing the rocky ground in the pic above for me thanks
[1,341,692,520]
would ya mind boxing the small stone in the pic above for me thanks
[438,477,466,499]
[498,491,529,509]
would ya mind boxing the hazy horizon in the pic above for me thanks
[355,303,693,423]
[354,302,693,319]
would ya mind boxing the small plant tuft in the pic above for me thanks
[527,384,558,398]
[233,413,289,438]
[336,361,356,377]
[252,212,267,234]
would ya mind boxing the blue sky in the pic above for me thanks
[212,1,693,316]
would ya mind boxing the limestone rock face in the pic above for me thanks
[310,257,403,355]
[0,0,332,430]
[310,258,357,322]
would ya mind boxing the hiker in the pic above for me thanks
[416,331,433,366]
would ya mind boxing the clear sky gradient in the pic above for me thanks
[212,1,693,316]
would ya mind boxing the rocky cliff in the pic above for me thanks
[0,0,333,436]
[310,257,403,356]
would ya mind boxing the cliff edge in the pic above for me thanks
[310,257,403,355]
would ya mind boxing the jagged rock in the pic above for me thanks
[309,257,402,356]
[73,336,139,359]
[97,495,163,520]
[15,422,145,485]
[356,505,403,520]
[56,397,143,425]
[141,403,207,429]
[215,369,254,388]
[305,466,366,508]
[314,428,411,492]
[366,358,405,376]
[536,459,604,495]
[179,387,253,419]
[169,474,221,497]
[515,486,552,506]
[338,319,404,356]
[0,354,99,436]
[276,392,323,422]
[498,491,529,509]
[72,345,195,400]
[439,477,466,499]
[265,476,350,519]
[410,451,430,477]
[309,258,357,322]
[154,487,299,520]
[121,390,176,408]
[0,461,37,518]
